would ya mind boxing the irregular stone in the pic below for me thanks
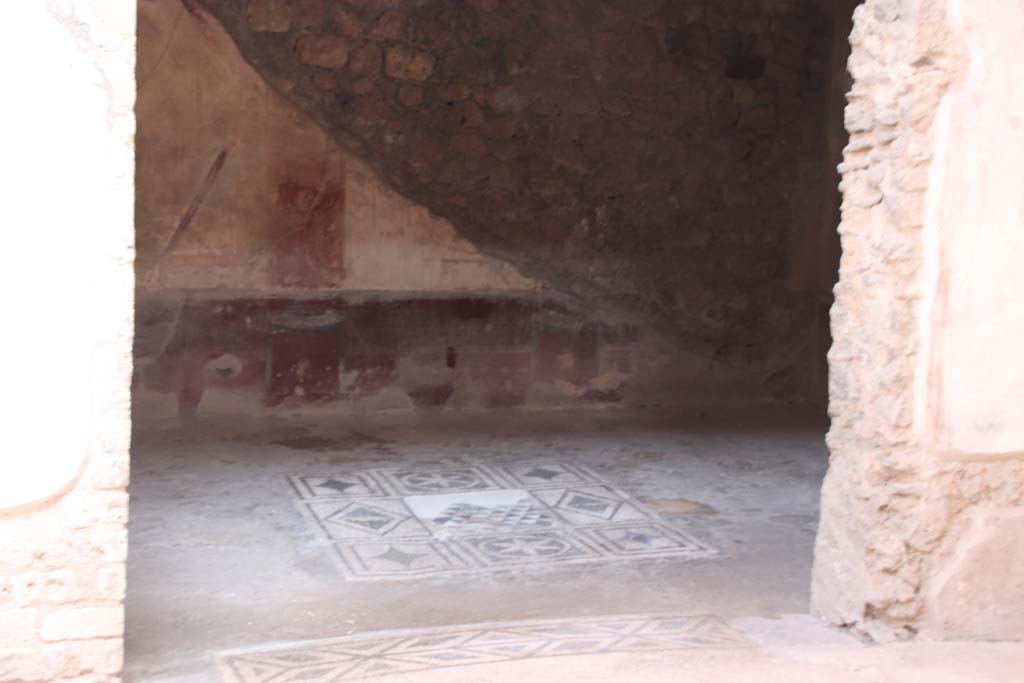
[312,71,336,90]
[434,83,472,102]
[384,46,435,82]
[247,0,290,32]
[492,141,519,161]
[488,85,529,113]
[287,0,328,29]
[40,607,123,642]
[440,46,497,85]
[348,43,381,77]
[462,101,485,127]
[369,10,404,41]
[76,638,124,675]
[352,78,375,95]
[408,17,452,50]
[398,85,423,107]
[295,35,350,69]
[927,508,1024,640]
[0,609,38,647]
[333,7,367,37]
[732,83,756,107]
[481,118,517,140]
[667,23,713,61]
[873,0,902,22]
[450,133,487,157]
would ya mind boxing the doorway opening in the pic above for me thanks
[128,1,859,679]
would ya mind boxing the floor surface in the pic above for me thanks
[126,408,842,681]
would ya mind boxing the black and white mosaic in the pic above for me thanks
[288,462,714,580]
[218,614,749,682]
[289,473,389,499]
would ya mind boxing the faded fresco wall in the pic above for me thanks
[813,0,1024,642]
[134,0,798,418]
[137,0,535,294]
[0,2,135,682]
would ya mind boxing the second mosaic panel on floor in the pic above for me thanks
[288,462,715,580]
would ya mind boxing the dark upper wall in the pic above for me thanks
[187,0,845,404]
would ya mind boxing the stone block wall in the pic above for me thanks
[813,0,1024,641]
[0,2,134,681]
[0,485,128,682]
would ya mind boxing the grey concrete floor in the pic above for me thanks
[125,408,831,682]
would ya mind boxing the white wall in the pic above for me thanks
[0,2,134,680]
[921,0,1024,457]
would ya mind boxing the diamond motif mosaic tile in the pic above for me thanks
[335,540,471,578]
[218,614,749,682]
[288,461,714,580]
[289,473,389,499]
[497,461,602,488]
[307,500,428,541]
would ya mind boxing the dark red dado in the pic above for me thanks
[135,294,640,415]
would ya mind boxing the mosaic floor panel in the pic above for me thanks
[289,462,714,581]
[218,614,749,682]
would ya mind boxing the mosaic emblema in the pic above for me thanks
[288,462,714,580]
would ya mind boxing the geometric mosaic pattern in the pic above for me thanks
[433,499,555,530]
[218,614,749,682]
[288,462,715,581]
